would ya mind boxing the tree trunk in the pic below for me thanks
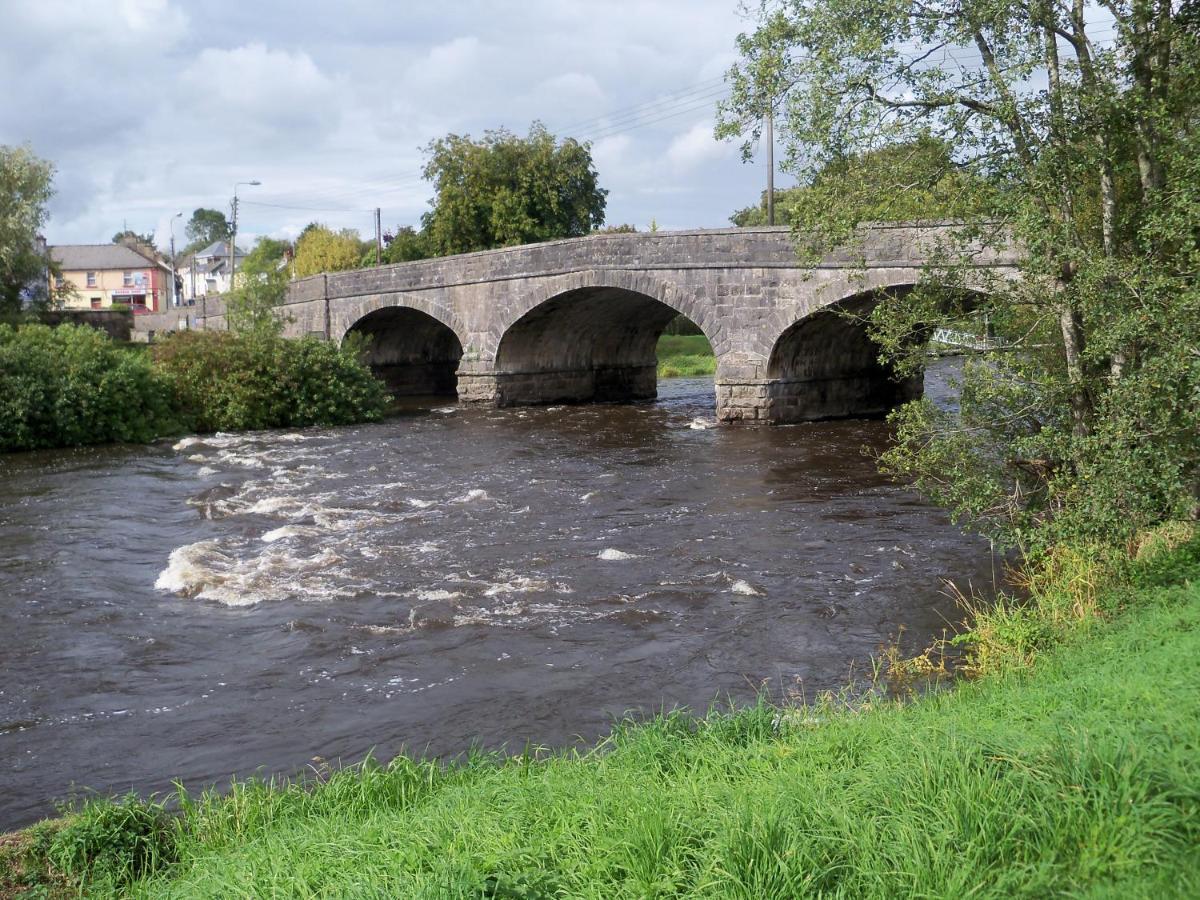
[1058,301,1091,437]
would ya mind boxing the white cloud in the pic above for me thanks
[590,134,633,167]
[410,36,484,84]
[5,0,187,49]
[666,120,731,171]
[180,43,340,138]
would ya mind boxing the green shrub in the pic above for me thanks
[33,794,176,890]
[153,330,389,433]
[0,323,177,451]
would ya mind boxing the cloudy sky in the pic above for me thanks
[0,0,779,250]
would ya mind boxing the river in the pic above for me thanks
[0,361,998,829]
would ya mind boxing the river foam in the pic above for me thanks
[155,540,344,606]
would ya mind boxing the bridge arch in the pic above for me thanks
[766,277,989,423]
[766,287,919,423]
[491,271,720,407]
[341,299,466,398]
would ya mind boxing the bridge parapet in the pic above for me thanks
[302,223,1016,306]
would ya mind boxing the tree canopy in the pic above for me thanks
[730,135,996,226]
[421,123,607,256]
[112,229,156,247]
[184,208,231,254]
[0,144,58,315]
[380,226,431,265]
[226,237,292,337]
[719,0,1200,551]
[241,236,291,277]
[292,224,365,278]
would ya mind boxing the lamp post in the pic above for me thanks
[169,211,182,309]
[229,180,261,293]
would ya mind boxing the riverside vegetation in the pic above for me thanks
[0,322,389,453]
[1,526,1196,897]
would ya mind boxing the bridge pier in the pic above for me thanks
[495,364,657,406]
[715,379,771,424]
[459,365,659,407]
[763,372,924,424]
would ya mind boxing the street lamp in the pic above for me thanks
[229,180,261,290]
[169,212,182,308]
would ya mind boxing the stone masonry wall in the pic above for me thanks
[180,224,1020,424]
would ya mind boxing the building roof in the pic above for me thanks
[50,243,162,271]
[196,240,246,260]
[178,255,228,275]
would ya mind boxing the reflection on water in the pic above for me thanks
[0,360,994,829]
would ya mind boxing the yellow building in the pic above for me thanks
[50,244,173,313]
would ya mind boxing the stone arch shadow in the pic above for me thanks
[490,270,720,408]
[339,297,468,398]
[765,279,988,423]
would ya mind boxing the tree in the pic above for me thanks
[225,237,293,337]
[112,229,156,247]
[380,226,431,264]
[421,123,607,255]
[0,144,59,315]
[292,224,365,278]
[718,0,1200,552]
[729,136,995,226]
[183,208,231,254]
[241,236,291,276]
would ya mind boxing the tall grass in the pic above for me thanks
[657,334,716,379]
[7,532,1197,897]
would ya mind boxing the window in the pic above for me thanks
[86,271,96,287]
[123,271,133,286]
[90,298,101,309]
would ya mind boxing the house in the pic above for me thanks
[177,240,247,304]
[50,243,173,313]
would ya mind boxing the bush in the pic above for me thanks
[31,794,176,890]
[0,323,177,451]
[153,330,389,433]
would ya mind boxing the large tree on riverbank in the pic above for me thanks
[420,124,607,256]
[718,0,1200,551]
[0,144,59,315]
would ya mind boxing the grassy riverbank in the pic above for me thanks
[656,334,716,378]
[5,531,1197,897]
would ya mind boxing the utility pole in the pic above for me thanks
[228,195,238,292]
[765,104,776,227]
[229,180,261,295]
[375,207,382,267]
[169,211,182,309]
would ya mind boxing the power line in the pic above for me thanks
[242,79,739,210]
[240,24,1122,214]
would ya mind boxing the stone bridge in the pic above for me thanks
[196,224,1019,424]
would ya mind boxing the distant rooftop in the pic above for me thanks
[195,240,247,260]
[50,243,162,271]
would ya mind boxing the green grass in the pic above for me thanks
[8,537,1198,898]
[657,334,716,378]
